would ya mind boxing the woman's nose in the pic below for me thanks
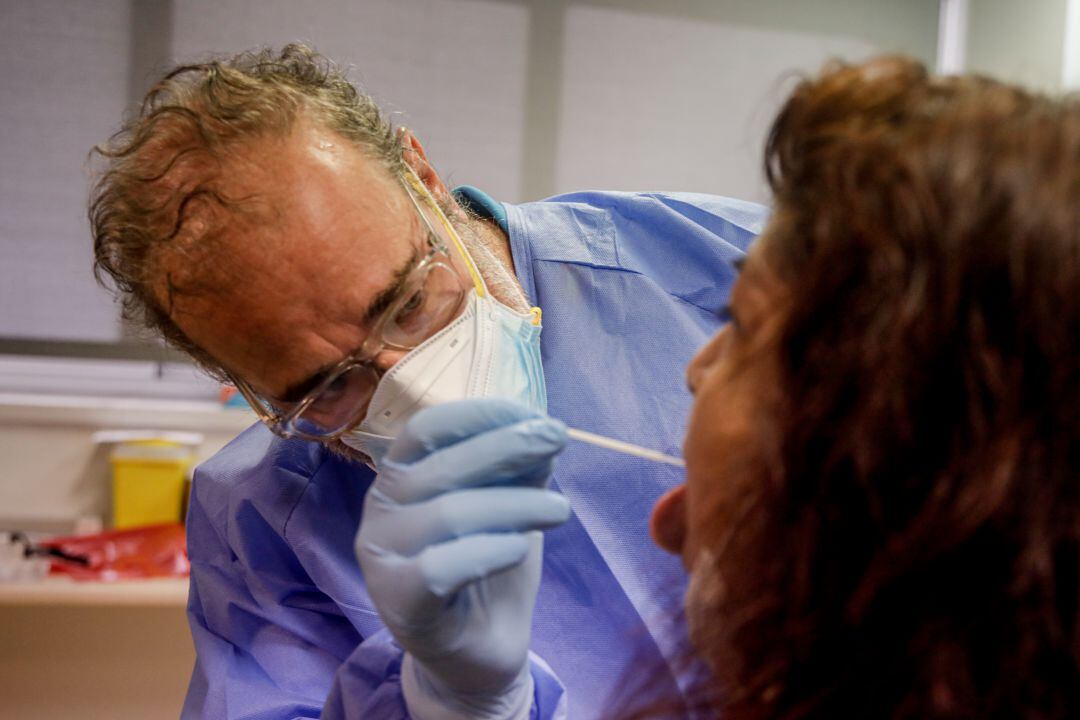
[686,328,725,394]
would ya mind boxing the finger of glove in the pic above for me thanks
[416,532,534,599]
[377,418,566,504]
[378,487,570,557]
[387,398,548,465]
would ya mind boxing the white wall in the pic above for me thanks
[0,0,132,342]
[0,0,941,517]
[169,0,532,202]
[967,0,1071,91]
[0,0,939,346]
[555,7,878,203]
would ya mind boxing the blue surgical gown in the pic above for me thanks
[181,189,767,719]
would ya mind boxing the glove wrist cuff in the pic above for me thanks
[402,654,533,720]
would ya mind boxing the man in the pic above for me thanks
[90,44,765,718]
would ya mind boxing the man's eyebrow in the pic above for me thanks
[275,245,423,404]
[362,242,423,325]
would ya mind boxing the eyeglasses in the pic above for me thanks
[230,174,478,441]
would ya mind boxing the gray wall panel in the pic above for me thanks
[968,0,1069,92]
[169,0,530,202]
[555,3,932,202]
[0,0,131,341]
[0,0,942,352]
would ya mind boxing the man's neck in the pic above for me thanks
[462,214,529,312]
[474,215,515,274]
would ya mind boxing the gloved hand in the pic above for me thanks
[354,398,571,720]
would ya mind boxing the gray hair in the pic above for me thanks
[89,43,404,378]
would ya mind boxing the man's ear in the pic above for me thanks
[399,128,454,207]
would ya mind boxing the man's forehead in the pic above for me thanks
[158,122,422,395]
[224,122,404,214]
[172,122,413,270]
[166,240,417,401]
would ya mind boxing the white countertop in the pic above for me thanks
[0,392,255,432]
[0,576,189,607]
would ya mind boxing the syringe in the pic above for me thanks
[565,427,686,468]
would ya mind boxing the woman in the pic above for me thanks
[351,56,1078,719]
[650,56,1079,718]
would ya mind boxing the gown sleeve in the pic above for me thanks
[181,451,567,719]
[181,466,356,719]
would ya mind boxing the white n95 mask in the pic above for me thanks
[340,289,546,465]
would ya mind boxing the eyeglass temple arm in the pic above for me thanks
[401,169,488,299]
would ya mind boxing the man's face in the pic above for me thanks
[157,121,473,414]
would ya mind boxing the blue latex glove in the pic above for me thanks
[354,398,571,720]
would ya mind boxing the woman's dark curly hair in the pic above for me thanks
[683,56,1080,719]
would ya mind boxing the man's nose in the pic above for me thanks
[371,348,409,373]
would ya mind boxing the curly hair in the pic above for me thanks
[88,43,405,378]
[687,57,1080,719]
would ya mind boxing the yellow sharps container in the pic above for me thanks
[110,439,196,528]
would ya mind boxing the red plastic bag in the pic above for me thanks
[41,523,189,581]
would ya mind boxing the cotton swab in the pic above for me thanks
[565,427,686,468]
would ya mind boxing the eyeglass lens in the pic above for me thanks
[383,262,468,347]
[286,261,468,437]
